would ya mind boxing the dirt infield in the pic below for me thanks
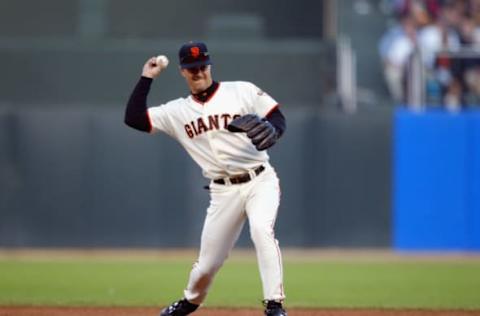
[0,307,479,316]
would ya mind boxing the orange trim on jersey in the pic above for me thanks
[146,109,154,133]
[265,104,280,118]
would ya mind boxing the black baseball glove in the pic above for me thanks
[227,114,278,151]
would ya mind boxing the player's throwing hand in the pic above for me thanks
[142,56,166,79]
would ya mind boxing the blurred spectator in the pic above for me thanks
[470,0,480,23]
[419,1,463,109]
[379,0,480,108]
[392,0,440,25]
[464,65,480,104]
[458,17,480,45]
[417,1,461,70]
[462,0,480,105]
[379,0,441,102]
[379,14,418,102]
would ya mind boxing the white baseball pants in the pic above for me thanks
[183,164,285,304]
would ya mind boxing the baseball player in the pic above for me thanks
[124,41,287,316]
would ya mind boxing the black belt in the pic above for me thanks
[213,165,265,185]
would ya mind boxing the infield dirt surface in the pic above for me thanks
[1,307,480,316]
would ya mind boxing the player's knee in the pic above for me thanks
[249,223,274,245]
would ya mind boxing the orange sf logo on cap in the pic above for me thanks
[190,47,200,58]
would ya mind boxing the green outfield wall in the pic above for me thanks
[0,107,392,247]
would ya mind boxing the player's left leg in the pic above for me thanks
[244,165,286,304]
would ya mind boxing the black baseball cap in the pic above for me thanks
[178,41,212,69]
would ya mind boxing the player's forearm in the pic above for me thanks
[124,76,153,132]
[266,107,286,138]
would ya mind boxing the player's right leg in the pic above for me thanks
[183,183,246,304]
[160,184,246,315]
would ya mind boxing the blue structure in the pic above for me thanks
[394,108,480,250]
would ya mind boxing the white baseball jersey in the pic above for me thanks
[147,81,278,179]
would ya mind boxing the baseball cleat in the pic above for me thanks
[160,298,199,316]
[263,300,287,316]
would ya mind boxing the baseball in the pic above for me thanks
[155,55,169,68]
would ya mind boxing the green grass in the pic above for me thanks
[0,256,479,309]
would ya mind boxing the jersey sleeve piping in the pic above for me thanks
[146,109,154,134]
[265,104,280,118]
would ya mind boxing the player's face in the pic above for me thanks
[180,65,213,94]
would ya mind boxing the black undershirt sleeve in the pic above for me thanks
[124,76,153,133]
[266,107,286,138]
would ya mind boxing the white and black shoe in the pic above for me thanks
[160,298,199,316]
[264,300,287,316]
